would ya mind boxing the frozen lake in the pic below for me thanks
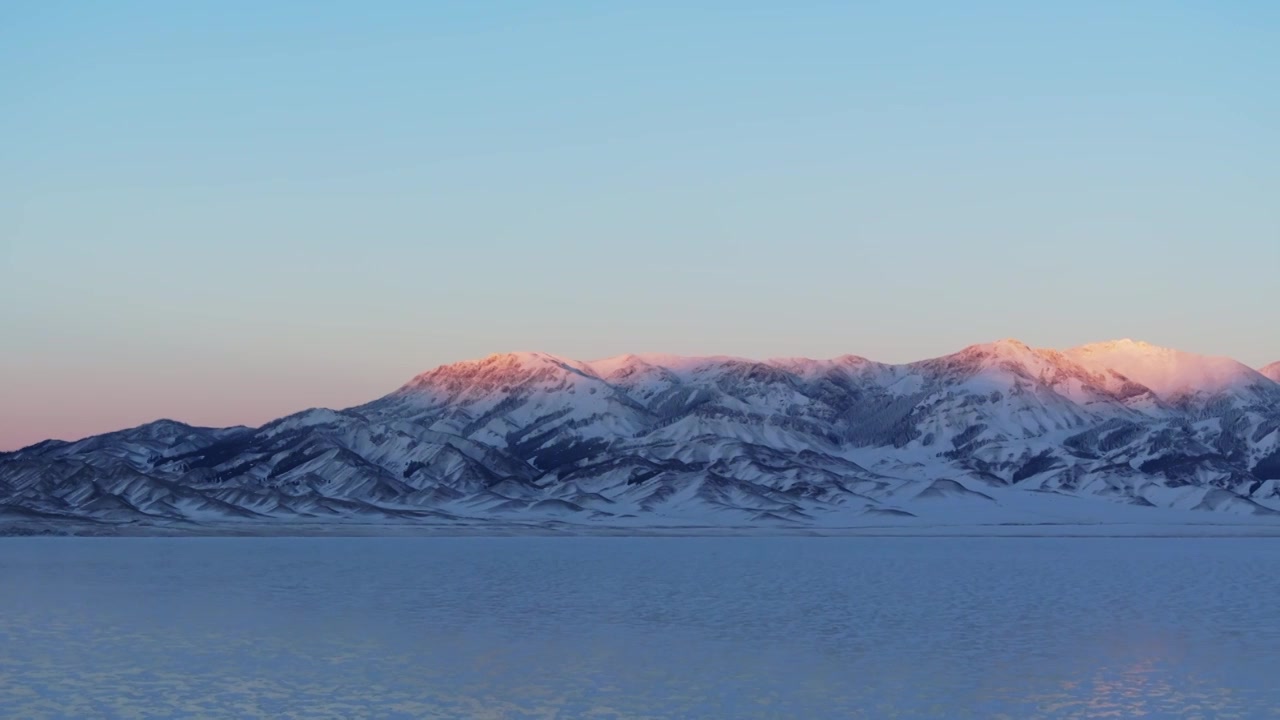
[1,537,1278,718]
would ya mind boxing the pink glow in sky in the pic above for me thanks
[3,2,1278,450]
[4,336,1277,451]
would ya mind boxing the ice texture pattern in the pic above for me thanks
[1,536,1279,718]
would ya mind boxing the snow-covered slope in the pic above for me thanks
[1066,339,1273,402]
[3,340,1279,531]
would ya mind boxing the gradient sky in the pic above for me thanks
[2,1,1278,450]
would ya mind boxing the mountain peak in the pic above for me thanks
[397,350,590,398]
[447,350,578,373]
[1066,340,1264,399]
[1074,338,1163,353]
[1261,361,1280,383]
[484,350,568,366]
[972,338,1034,356]
[960,338,1036,355]
[585,353,754,379]
[765,353,875,372]
[991,337,1033,349]
[943,338,1046,369]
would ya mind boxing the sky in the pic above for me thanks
[2,1,1278,450]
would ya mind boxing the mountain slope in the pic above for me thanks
[3,340,1279,532]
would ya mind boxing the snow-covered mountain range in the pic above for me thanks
[3,339,1279,532]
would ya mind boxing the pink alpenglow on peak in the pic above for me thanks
[1262,362,1280,383]
[585,353,752,379]
[1065,339,1271,400]
[388,339,1277,406]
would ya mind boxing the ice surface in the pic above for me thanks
[2,536,1279,718]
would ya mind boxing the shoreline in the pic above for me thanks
[8,520,1280,539]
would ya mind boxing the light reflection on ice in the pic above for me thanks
[0,536,1277,718]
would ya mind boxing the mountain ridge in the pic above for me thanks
[4,339,1278,532]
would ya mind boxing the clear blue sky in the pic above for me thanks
[2,0,1278,449]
